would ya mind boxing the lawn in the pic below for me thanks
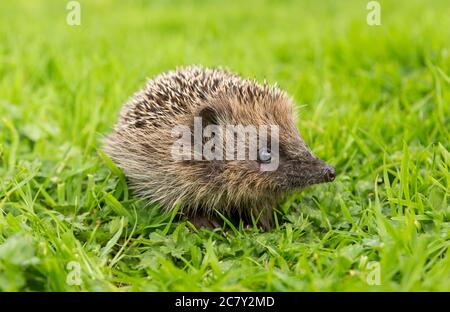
[0,0,449,291]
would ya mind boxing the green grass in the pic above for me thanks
[0,0,449,291]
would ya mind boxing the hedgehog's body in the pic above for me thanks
[105,66,335,230]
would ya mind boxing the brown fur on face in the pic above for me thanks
[104,66,335,230]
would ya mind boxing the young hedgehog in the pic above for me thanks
[105,66,336,230]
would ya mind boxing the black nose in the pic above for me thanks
[323,164,336,182]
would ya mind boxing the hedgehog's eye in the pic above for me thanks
[258,148,272,163]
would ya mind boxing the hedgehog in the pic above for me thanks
[104,66,335,230]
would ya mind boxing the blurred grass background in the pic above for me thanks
[0,0,449,291]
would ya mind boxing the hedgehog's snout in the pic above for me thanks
[308,161,336,185]
[283,157,336,189]
[323,164,336,182]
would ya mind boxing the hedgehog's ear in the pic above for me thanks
[196,105,219,126]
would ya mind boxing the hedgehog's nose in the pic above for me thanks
[323,164,336,182]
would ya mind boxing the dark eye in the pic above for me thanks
[258,148,271,163]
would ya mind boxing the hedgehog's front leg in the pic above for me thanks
[256,209,275,231]
[187,213,221,230]
[242,206,274,231]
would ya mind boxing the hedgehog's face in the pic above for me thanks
[193,97,335,197]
